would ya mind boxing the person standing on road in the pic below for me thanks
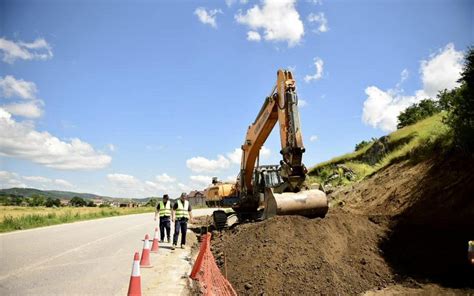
[171,193,193,250]
[154,194,171,243]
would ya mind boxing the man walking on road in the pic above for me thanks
[154,194,171,243]
[171,193,193,250]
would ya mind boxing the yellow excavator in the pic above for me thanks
[213,69,328,229]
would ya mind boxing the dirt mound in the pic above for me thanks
[209,153,474,295]
[212,210,394,295]
[331,153,474,288]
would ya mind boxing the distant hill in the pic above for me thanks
[0,187,156,203]
[0,188,111,200]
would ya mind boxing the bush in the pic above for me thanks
[397,99,442,129]
[355,140,371,151]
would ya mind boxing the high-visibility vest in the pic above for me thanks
[159,201,171,217]
[175,200,189,219]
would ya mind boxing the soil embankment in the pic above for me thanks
[211,153,474,295]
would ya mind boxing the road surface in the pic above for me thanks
[0,208,216,296]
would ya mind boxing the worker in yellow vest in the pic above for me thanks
[154,194,171,243]
[171,193,193,250]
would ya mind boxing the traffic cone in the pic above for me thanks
[140,234,153,268]
[127,252,141,296]
[151,227,159,253]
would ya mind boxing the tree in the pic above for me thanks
[10,195,24,206]
[45,198,61,207]
[70,196,87,207]
[45,198,55,207]
[86,200,96,207]
[397,99,442,129]
[443,46,474,152]
[28,194,46,207]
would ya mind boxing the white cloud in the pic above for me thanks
[226,0,248,7]
[247,31,262,42]
[362,43,464,132]
[419,43,464,98]
[0,171,73,189]
[155,173,176,183]
[23,175,51,183]
[0,171,26,188]
[307,12,328,33]
[194,7,222,28]
[178,183,192,193]
[1,76,44,118]
[307,0,323,4]
[310,135,318,142]
[107,174,145,195]
[107,171,208,198]
[189,175,212,187]
[235,0,305,46]
[0,108,112,170]
[2,101,43,118]
[54,179,73,188]
[226,148,242,164]
[0,37,53,64]
[299,99,307,107]
[260,146,271,158]
[186,154,230,173]
[304,57,324,82]
[0,75,37,99]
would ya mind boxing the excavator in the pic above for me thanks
[212,69,328,229]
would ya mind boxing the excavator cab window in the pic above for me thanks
[254,166,283,192]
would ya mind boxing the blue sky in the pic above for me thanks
[0,0,472,198]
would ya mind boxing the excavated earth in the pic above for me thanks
[210,152,474,295]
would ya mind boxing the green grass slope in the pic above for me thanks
[308,113,451,187]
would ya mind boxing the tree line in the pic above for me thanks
[0,194,98,207]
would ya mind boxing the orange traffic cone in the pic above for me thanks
[151,227,159,253]
[140,234,153,268]
[127,252,141,296]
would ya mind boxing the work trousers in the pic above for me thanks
[173,218,188,246]
[159,216,171,241]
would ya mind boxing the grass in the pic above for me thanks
[0,206,155,233]
[308,113,452,186]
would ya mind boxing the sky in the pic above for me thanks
[0,0,472,198]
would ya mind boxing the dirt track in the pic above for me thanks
[210,153,474,295]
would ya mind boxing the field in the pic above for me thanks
[0,206,155,233]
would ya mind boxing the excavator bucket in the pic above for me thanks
[263,188,328,219]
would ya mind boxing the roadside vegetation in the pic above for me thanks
[309,46,474,189]
[0,206,154,233]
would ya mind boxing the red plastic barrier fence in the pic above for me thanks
[190,233,237,296]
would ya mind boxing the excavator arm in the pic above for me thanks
[240,70,306,195]
[236,69,328,218]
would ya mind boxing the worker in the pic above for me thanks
[154,194,171,243]
[171,192,193,250]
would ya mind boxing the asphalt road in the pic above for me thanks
[0,208,216,296]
